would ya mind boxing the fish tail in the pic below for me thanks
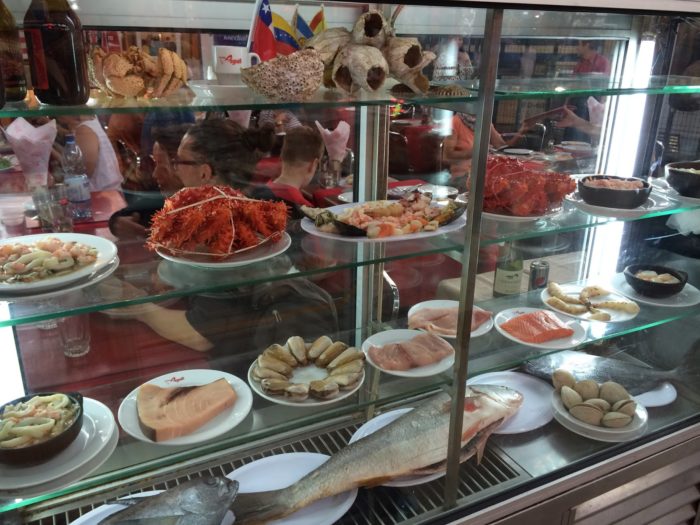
[231,489,294,525]
[674,341,700,386]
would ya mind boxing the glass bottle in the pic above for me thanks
[61,134,92,220]
[493,241,523,297]
[23,0,89,105]
[0,0,27,102]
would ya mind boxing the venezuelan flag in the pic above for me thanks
[309,5,326,35]
[271,12,300,56]
[293,8,314,45]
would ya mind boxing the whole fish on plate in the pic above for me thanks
[231,386,522,524]
[98,477,238,525]
[520,348,700,395]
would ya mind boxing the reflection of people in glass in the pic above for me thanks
[574,40,610,75]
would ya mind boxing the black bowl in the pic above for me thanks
[664,161,700,198]
[623,264,688,298]
[578,175,651,209]
[0,392,83,465]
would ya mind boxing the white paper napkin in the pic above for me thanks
[4,117,57,189]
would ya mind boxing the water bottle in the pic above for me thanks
[62,134,92,220]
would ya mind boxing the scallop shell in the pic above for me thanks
[332,44,388,94]
[612,399,637,417]
[601,411,632,428]
[351,10,390,48]
[382,36,436,94]
[585,398,611,412]
[241,49,324,101]
[260,378,291,395]
[599,381,630,405]
[560,385,582,410]
[285,336,308,366]
[574,379,599,401]
[309,379,340,400]
[263,343,297,367]
[569,403,603,426]
[285,383,310,401]
[304,27,352,66]
[552,369,576,392]
[308,335,333,360]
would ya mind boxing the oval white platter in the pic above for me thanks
[406,299,493,339]
[494,307,587,350]
[540,283,639,322]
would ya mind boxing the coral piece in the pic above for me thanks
[383,37,436,94]
[332,44,388,94]
[351,10,391,48]
[304,27,352,66]
[241,49,324,101]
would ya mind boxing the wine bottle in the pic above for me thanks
[493,241,523,297]
[23,0,89,105]
[0,0,27,102]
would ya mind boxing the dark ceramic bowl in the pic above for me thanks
[664,161,700,198]
[0,392,83,465]
[578,175,651,209]
[623,264,688,298]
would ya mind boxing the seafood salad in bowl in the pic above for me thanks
[301,191,466,239]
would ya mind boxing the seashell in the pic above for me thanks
[332,44,388,94]
[599,381,630,405]
[612,399,637,417]
[429,84,471,97]
[285,383,310,401]
[569,403,603,426]
[585,398,611,412]
[241,49,324,101]
[382,36,436,94]
[601,411,632,428]
[327,347,364,370]
[351,10,390,48]
[260,378,291,395]
[560,385,582,410]
[263,343,297,367]
[304,27,352,66]
[257,354,293,377]
[330,371,362,390]
[286,336,308,366]
[329,359,364,376]
[316,341,349,368]
[552,369,576,392]
[251,366,288,382]
[308,335,333,360]
[574,379,599,401]
[309,379,340,400]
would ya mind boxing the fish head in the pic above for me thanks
[467,384,523,417]
[204,476,239,499]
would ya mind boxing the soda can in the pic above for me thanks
[528,260,550,291]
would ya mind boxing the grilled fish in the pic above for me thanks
[98,477,238,525]
[521,346,700,395]
[231,385,522,524]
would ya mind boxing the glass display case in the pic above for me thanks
[1,1,700,524]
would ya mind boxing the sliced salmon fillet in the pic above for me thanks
[137,378,237,442]
[408,306,492,337]
[500,310,574,343]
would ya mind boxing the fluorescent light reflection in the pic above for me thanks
[0,303,25,404]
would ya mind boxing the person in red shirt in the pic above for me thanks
[573,40,610,75]
[264,125,324,207]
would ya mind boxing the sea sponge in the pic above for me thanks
[241,49,324,101]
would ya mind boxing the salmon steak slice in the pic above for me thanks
[499,310,574,343]
[137,378,237,442]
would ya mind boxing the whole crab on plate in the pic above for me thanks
[300,191,466,241]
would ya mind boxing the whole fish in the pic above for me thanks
[231,385,522,524]
[521,346,700,394]
[98,477,238,525]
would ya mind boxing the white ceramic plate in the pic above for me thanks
[0,234,118,294]
[651,178,700,204]
[565,192,675,219]
[467,371,553,434]
[540,283,639,323]
[247,362,365,407]
[300,203,466,243]
[3,256,119,302]
[118,369,253,446]
[348,408,445,487]
[407,300,493,339]
[337,191,355,203]
[494,307,587,350]
[362,329,455,377]
[0,397,116,491]
[190,80,247,97]
[155,232,291,269]
[502,148,534,156]
[483,208,562,223]
[635,382,678,408]
[609,273,700,308]
[229,453,357,525]
[551,392,648,442]
[69,490,236,525]
[558,142,594,154]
